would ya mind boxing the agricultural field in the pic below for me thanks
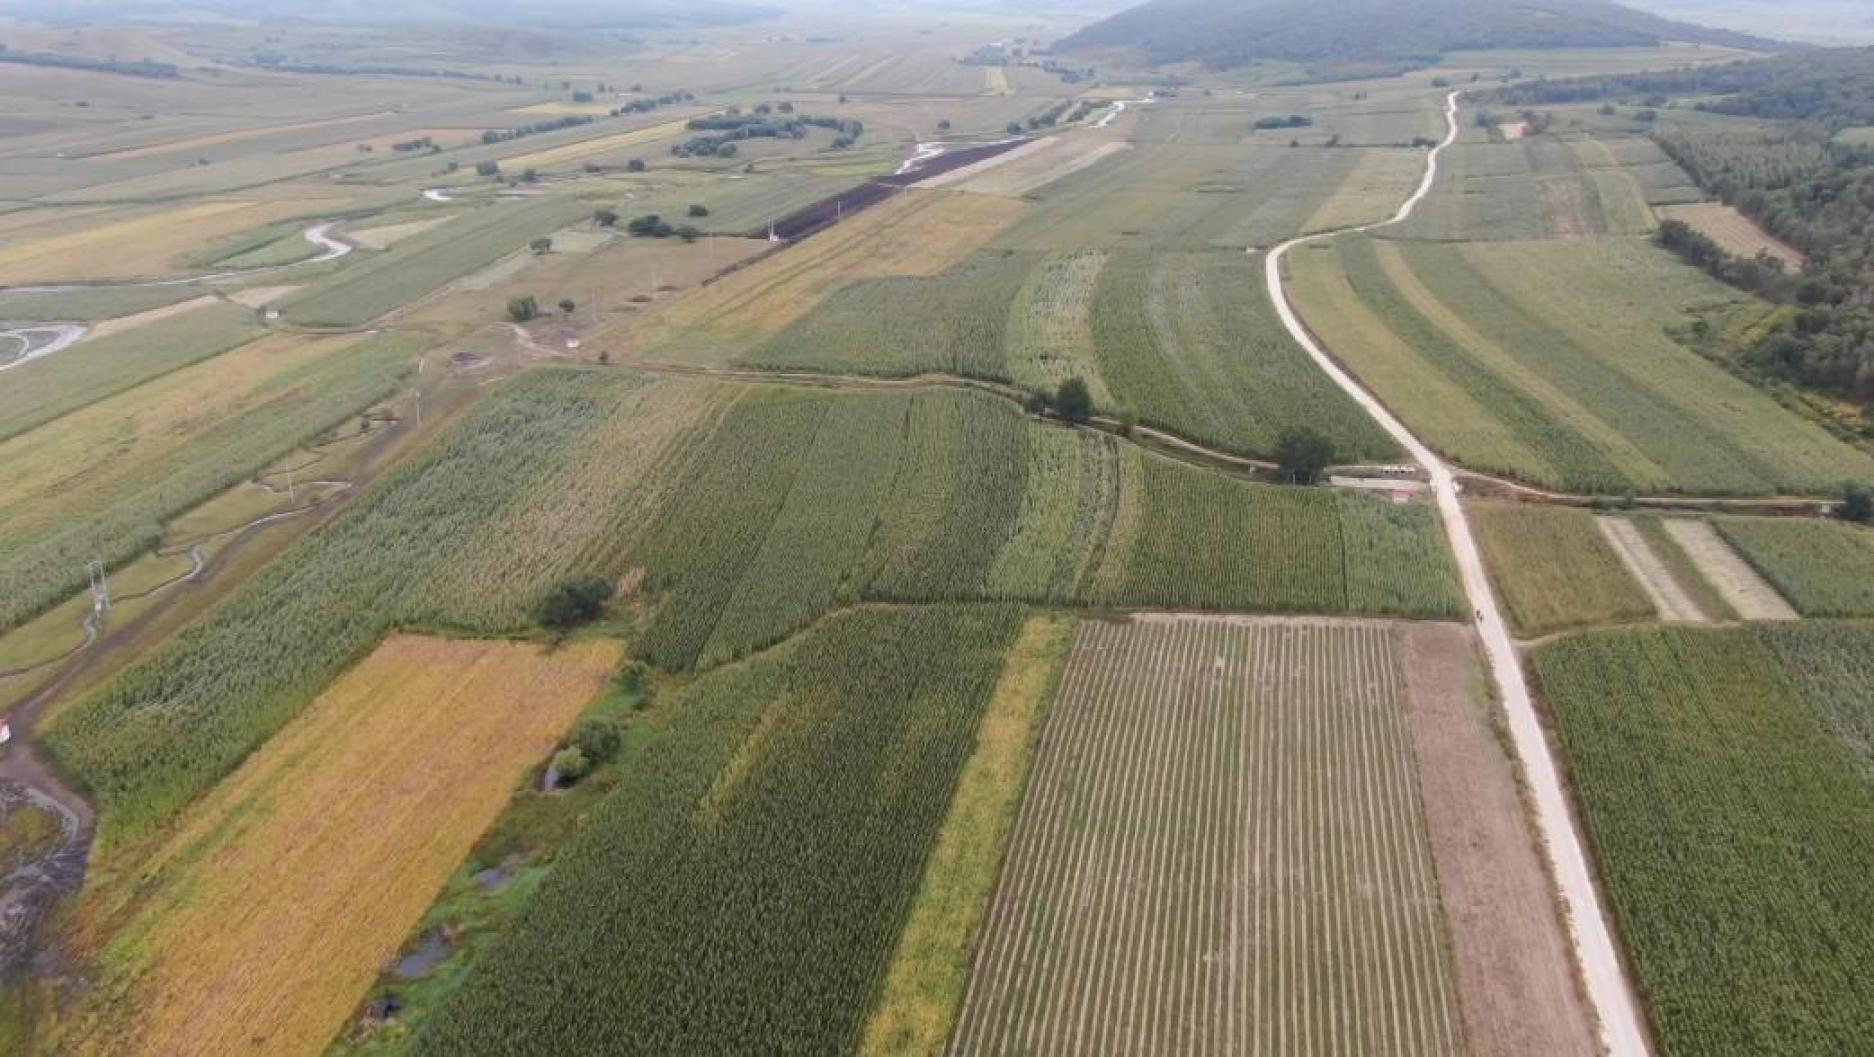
[744,246,1400,461]
[1535,623,1874,1055]
[953,617,1493,1055]
[0,299,261,444]
[0,329,423,635]
[1470,502,1653,635]
[410,604,1030,1055]
[57,636,620,1057]
[1656,201,1804,269]
[277,198,592,327]
[1714,517,1874,617]
[1287,234,1874,494]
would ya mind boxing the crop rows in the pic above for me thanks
[1471,501,1653,635]
[950,618,1464,1055]
[629,388,1464,671]
[1534,624,1874,1054]
[1713,517,1874,617]
[411,605,1026,1056]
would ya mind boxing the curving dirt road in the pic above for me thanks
[1264,91,1652,1056]
[0,323,88,373]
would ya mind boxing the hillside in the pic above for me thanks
[1057,0,1781,71]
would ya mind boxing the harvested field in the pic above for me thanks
[0,199,318,284]
[81,293,218,341]
[1399,622,1598,1057]
[954,140,1129,198]
[1596,516,1706,623]
[1302,148,1425,233]
[1658,202,1804,270]
[1664,520,1799,620]
[70,635,620,1057]
[951,616,1465,1056]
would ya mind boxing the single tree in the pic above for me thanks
[594,208,619,227]
[1055,377,1093,423]
[475,160,500,177]
[626,158,648,172]
[1274,428,1335,485]
[530,236,553,254]
[688,203,710,218]
[1842,483,1874,523]
[558,298,576,315]
[507,295,539,323]
[937,119,952,131]
[572,718,623,765]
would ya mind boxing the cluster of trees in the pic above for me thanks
[0,46,178,79]
[614,89,693,116]
[390,135,436,153]
[242,56,507,82]
[1499,48,1874,129]
[672,111,863,157]
[1254,114,1312,130]
[482,114,594,146]
[626,214,702,241]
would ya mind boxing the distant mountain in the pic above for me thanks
[0,0,775,30]
[1057,0,1785,71]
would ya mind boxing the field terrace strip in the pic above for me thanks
[950,617,1463,1055]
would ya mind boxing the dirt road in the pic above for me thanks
[1,222,353,295]
[1264,91,1652,1056]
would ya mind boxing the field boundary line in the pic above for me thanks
[1264,90,1653,1056]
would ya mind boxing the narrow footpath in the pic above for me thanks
[1264,91,1653,1057]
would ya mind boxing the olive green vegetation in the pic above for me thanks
[0,302,263,444]
[1714,517,1874,617]
[411,605,1029,1056]
[1535,622,1874,1055]
[1630,514,1737,621]
[1471,502,1652,635]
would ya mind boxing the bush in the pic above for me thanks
[550,746,590,786]
[530,237,553,254]
[594,209,618,227]
[1843,483,1874,523]
[626,159,647,172]
[475,160,500,177]
[688,203,710,218]
[536,575,614,629]
[507,295,539,323]
[572,718,623,765]
[1055,377,1093,423]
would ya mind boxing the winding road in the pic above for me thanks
[0,323,87,373]
[1264,90,1651,1056]
[1,222,354,296]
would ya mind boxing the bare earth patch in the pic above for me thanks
[1400,621,1600,1057]
[1596,516,1707,623]
[1663,519,1799,620]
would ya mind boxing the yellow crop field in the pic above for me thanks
[0,199,316,283]
[498,116,695,170]
[984,66,1011,95]
[614,189,1027,361]
[511,101,619,116]
[70,635,620,1057]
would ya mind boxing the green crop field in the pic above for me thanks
[409,604,1027,1056]
[954,617,1465,1055]
[0,302,262,443]
[1288,233,1874,495]
[744,247,1399,462]
[1714,518,1874,617]
[1471,501,1652,635]
[629,385,1462,671]
[278,197,590,327]
[0,331,422,636]
[42,370,712,846]
[1534,623,1874,1055]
